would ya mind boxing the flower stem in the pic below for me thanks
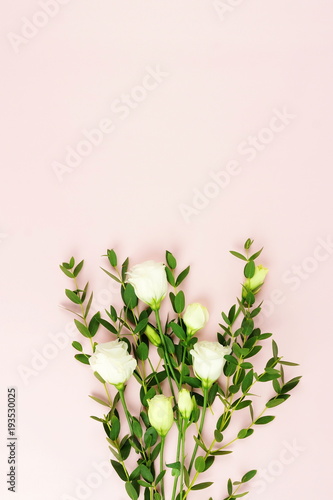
[154,310,179,397]
[171,418,183,500]
[179,418,188,500]
[188,386,208,474]
[160,436,166,500]
[118,388,133,435]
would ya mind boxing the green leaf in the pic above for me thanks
[89,312,100,337]
[255,415,275,425]
[121,257,129,282]
[100,267,122,283]
[228,304,236,323]
[132,418,142,439]
[266,395,290,408]
[120,439,131,460]
[65,289,82,304]
[94,371,105,384]
[280,376,301,394]
[224,355,238,365]
[164,335,175,354]
[73,260,84,277]
[183,376,201,388]
[193,435,208,452]
[175,266,190,287]
[89,395,110,407]
[241,318,254,336]
[110,415,121,440]
[237,428,253,439]
[174,291,185,313]
[214,430,223,442]
[166,461,181,470]
[191,482,213,491]
[227,478,233,495]
[230,250,247,261]
[72,341,83,351]
[240,362,253,369]
[98,318,118,334]
[244,345,262,359]
[84,292,93,318]
[125,481,138,500]
[59,265,74,278]
[140,464,154,483]
[208,383,218,406]
[144,427,158,447]
[136,342,149,361]
[272,340,278,358]
[151,442,161,461]
[155,470,166,485]
[279,360,299,366]
[166,251,177,269]
[107,249,117,267]
[74,319,91,338]
[134,317,149,334]
[259,372,281,382]
[165,267,175,286]
[122,283,138,309]
[244,238,254,249]
[244,260,255,279]
[169,322,186,340]
[195,456,206,473]
[249,247,263,260]
[74,354,90,364]
[111,460,127,481]
[210,450,233,456]
[204,456,215,471]
[241,470,257,483]
[234,400,252,410]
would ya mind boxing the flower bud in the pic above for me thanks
[127,261,168,310]
[147,395,174,437]
[145,324,161,347]
[177,388,193,419]
[183,303,209,336]
[243,265,268,296]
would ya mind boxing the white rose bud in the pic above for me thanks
[145,324,161,347]
[190,341,231,389]
[178,388,193,419]
[243,265,269,296]
[147,394,174,436]
[183,303,209,336]
[89,339,137,389]
[127,261,168,310]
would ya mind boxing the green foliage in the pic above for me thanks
[60,242,300,500]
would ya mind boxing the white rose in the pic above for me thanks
[89,339,137,388]
[190,341,231,388]
[178,388,194,419]
[148,394,174,436]
[127,261,168,310]
[183,303,209,336]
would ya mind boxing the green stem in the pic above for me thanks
[118,388,133,435]
[188,386,208,474]
[104,383,113,407]
[154,310,179,398]
[179,418,188,500]
[171,419,183,500]
[160,436,166,500]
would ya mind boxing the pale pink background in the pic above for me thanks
[1,1,332,499]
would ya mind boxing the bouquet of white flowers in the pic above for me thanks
[60,239,300,500]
